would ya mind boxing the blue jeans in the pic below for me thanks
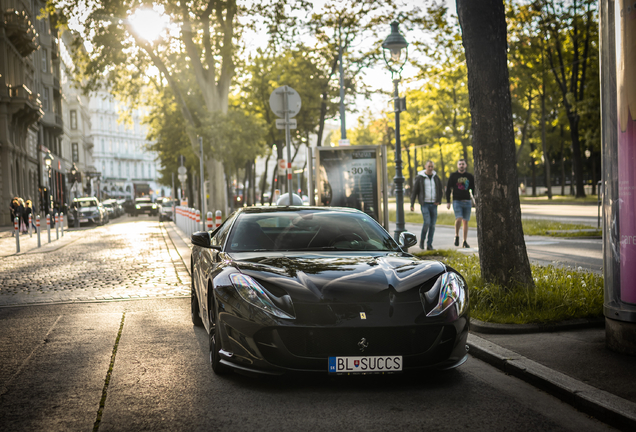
[420,203,438,248]
[452,200,472,221]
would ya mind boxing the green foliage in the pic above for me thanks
[416,252,603,324]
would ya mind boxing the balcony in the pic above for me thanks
[40,111,64,136]
[4,9,39,57]
[8,84,43,125]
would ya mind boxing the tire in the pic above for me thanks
[191,260,204,327]
[209,304,230,375]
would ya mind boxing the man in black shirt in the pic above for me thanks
[445,159,476,248]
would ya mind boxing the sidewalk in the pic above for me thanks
[0,222,81,257]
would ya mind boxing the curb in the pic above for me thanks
[467,334,636,431]
[470,318,605,334]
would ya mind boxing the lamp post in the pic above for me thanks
[44,151,53,215]
[382,20,409,241]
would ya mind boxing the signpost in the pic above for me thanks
[269,86,301,199]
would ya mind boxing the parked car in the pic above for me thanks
[71,197,106,226]
[190,206,469,376]
[134,197,158,216]
[158,199,175,222]
[103,199,123,218]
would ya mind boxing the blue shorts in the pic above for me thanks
[452,200,472,221]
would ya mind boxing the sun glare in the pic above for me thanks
[129,8,168,42]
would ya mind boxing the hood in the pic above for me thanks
[230,252,446,305]
[417,169,437,177]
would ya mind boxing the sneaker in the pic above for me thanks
[463,241,470,248]
[454,236,459,247]
[427,245,435,251]
[419,243,424,250]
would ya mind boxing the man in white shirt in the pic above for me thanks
[410,160,443,250]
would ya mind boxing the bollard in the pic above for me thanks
[60,213,64,237]
[29,213,32,237]
[47,214,51,243]
[14,217,20,253]
[196,210,201,232]
[206,211,213,230]
[215,210,222,228]
[36,215,41,248]
[55,212,59,240]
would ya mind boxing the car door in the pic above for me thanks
[200,214,235,329]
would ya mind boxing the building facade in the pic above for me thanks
[90,90,164,202]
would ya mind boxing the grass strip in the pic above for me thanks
[93,312,126,432]
[416,250,604,324]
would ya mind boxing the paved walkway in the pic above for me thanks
[0,219,190,307]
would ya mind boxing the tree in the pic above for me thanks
[535,0,599,198]
[53,0,304,212]
[457,0,534,288]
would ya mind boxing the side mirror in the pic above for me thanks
[191,231,216,249]
[399,232,417,249]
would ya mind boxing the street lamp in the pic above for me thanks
[44,151,53,213]
[382,20,408,241]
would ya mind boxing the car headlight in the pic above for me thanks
[135,205,140,209]
[423,272,468,317]
[230,274,295,319]
[152,204,157,209]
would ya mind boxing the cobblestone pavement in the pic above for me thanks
[0,219,190,307]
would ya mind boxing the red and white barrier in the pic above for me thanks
[206,212,213,230]
[46,214,51,243]
[36,215,41,248]
[215,210,222,228]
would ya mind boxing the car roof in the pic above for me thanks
[238,206,361,215]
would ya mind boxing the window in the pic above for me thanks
[110,161,114,177]
[101,139,105,153]
[72,143,79,162]
[118,161,121,178]
[42,87,49,111]
[41,49,48,72]
[70,110,77,129]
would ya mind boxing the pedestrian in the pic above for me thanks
[9,197,19,236]
[446,159,476,248]
[18,198,28,234]
[410,160,443,250]
[24,200,36,231]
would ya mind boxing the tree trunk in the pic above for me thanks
[261,153,270,205]
[406,146,413,193]
[560,125,566,196]
[457,0,534,288]
[438,142,446,186]
[541,68,552,199]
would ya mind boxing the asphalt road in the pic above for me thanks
[0,299,615,432]
[0,217,615,431]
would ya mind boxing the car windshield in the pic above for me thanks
[226,209,400,252]
[136,198,151,203]
[162,200,174,206]
[77,200,98,208]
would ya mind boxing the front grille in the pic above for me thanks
[260,325,446,358]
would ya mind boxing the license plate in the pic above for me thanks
[80,218,88,223]
[328,356,402,374]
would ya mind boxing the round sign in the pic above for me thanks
[177,166,187,175]
[269,86,302,119]
[278,159,286,171]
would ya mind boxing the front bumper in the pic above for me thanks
[215,304,469,375]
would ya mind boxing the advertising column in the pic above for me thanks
[601,0,636,354]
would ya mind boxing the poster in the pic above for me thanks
[316,147,380,222]
[617,0,636,303]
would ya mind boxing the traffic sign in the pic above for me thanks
[276,119,297,129]
[269,86,302,118]
[339,139,350,146]
[278,159,287,171]
[177,166,187,175]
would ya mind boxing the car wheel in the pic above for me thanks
[191,261,203,327]
[209,310,229,375]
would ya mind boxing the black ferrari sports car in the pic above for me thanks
[191,206,469,375]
